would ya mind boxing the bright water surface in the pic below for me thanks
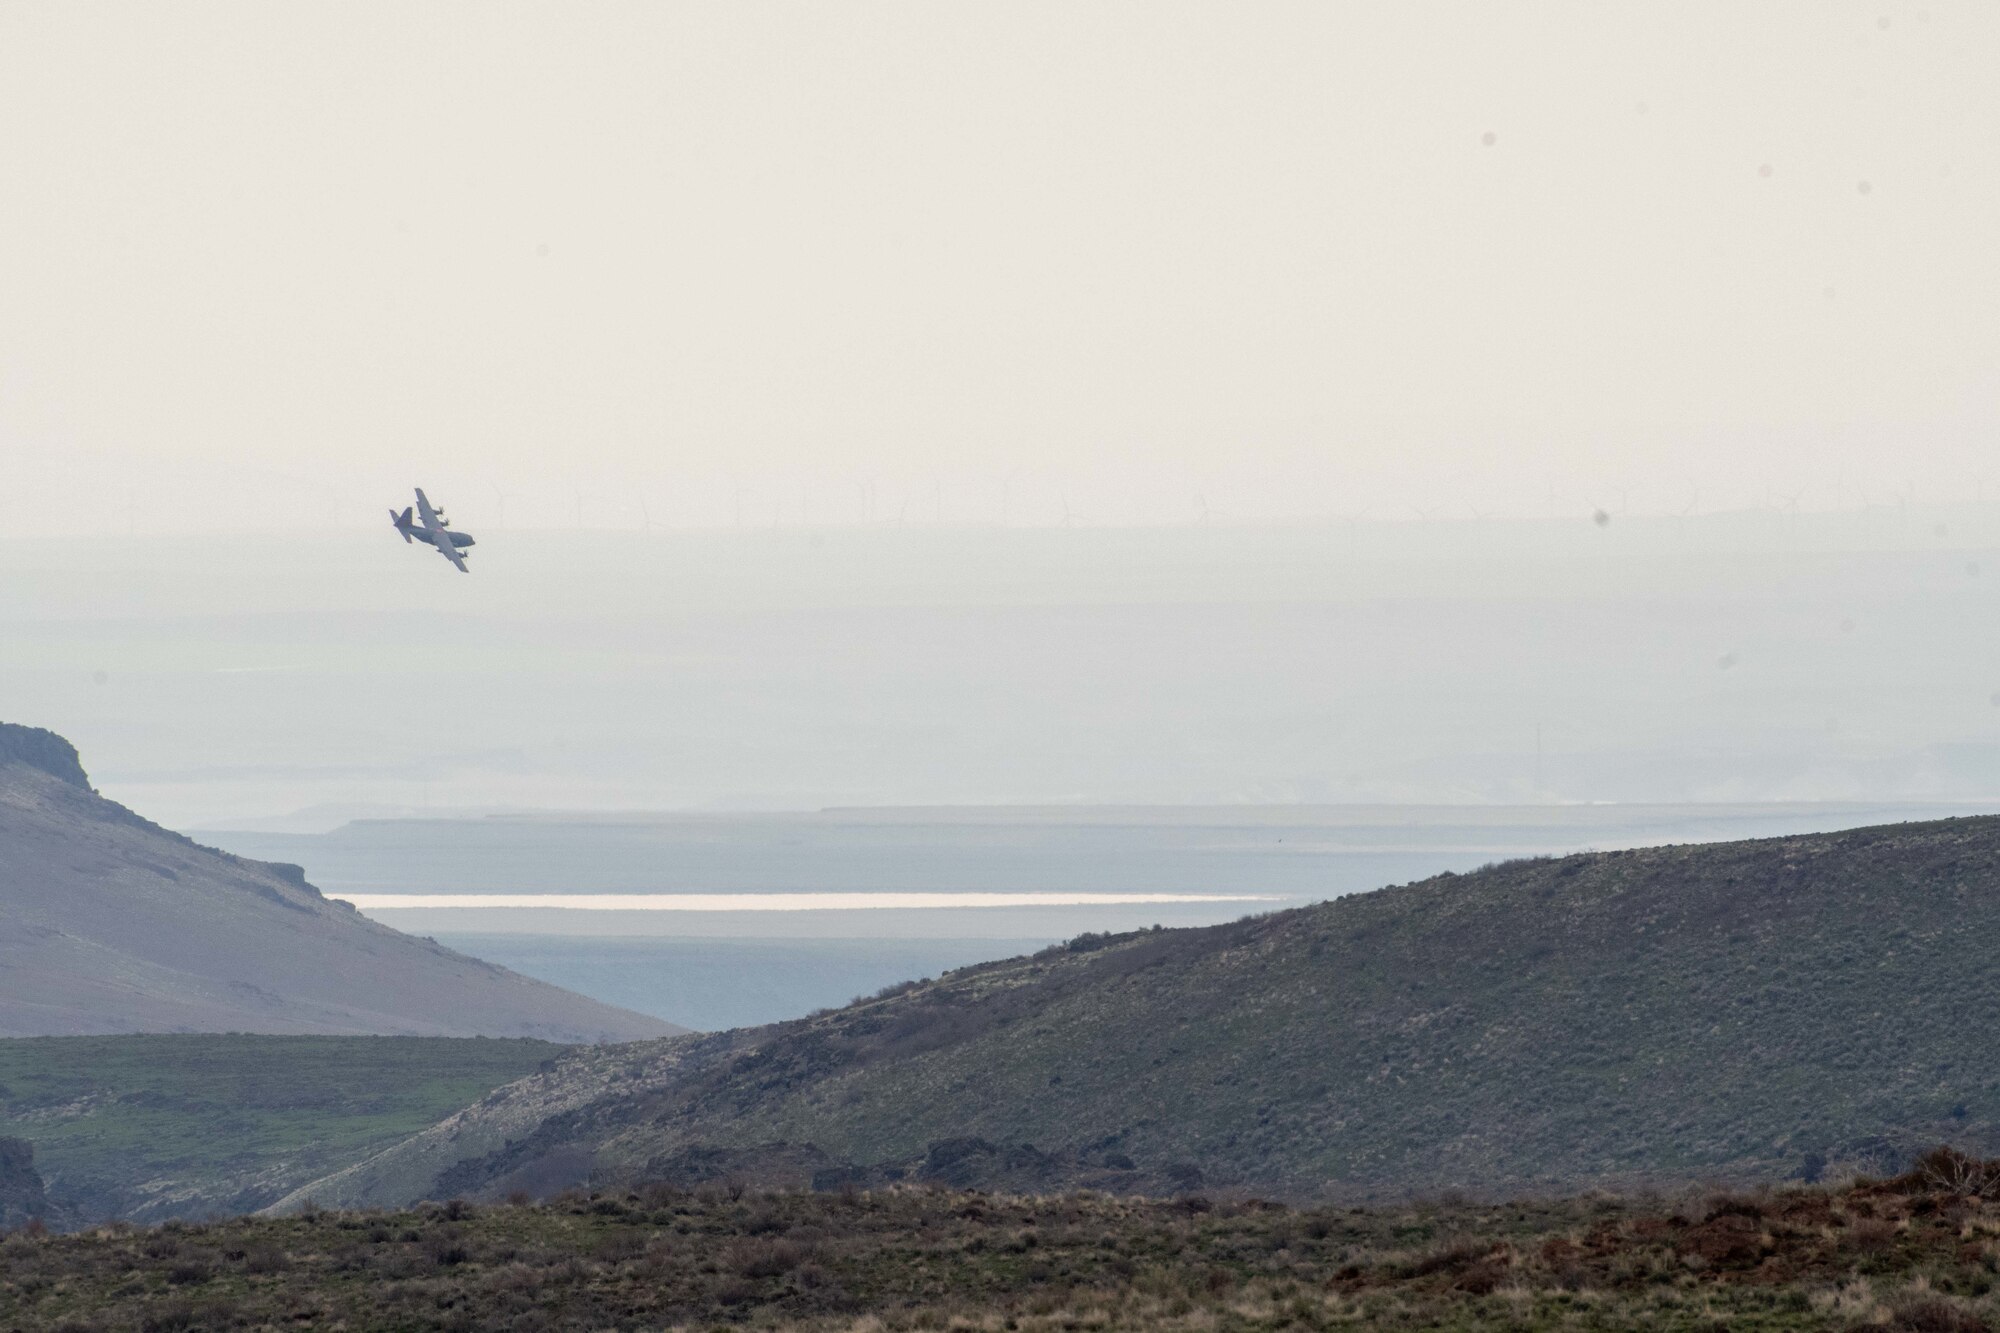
[199,802,1986,1031]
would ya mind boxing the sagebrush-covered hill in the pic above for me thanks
[285,811,2000,1208]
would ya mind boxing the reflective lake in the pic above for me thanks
[199,801,1986,1030]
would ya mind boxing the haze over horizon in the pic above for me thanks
[4,507,1999,829]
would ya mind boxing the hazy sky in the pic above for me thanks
[4,3,1996,536]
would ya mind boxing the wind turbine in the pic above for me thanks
[1332,506,1369,555]
[999,467,1023,525]
[486,482,525,530]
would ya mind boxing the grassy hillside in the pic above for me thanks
[0,1035,562,1224]
[10,1154,2000,1330]
[297,813,2000,1208]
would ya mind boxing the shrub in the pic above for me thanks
[1889,1294,1990,1333]
[715,1278,758,1306]
[1848,1219,1899,1253]
[1909,1147,2000,1197]
[1703,1193,1769,1221]
[138,1301,197,1333]
[1406,1237,1495,1278]
[726,1237,813,1278]
[244,1243,290,1273]
[591,1231,646,1262]
[743,1208,788,1236]
[426,1236,471,1267]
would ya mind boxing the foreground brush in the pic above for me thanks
[5,1147,1999,1331]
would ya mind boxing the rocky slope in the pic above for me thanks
[283,811,2000,1209]
[0,724,678,1041]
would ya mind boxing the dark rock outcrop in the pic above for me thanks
[0,1137,51,1229]
[0,724,91,791]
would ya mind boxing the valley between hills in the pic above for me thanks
[274,808,2000,1214]
[7,722,2000,1329]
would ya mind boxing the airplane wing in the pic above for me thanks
[414,488,444,533]
[412,488,469,570]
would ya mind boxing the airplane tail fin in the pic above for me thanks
[390,507,414,541]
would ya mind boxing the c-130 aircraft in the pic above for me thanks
[389,488,476,572]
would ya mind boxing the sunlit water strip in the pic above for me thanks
[343,891,1282,912]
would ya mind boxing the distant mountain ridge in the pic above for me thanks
[285,811,2000,1209]
[0,723,679,1041]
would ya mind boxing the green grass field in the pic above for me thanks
[0,1034,562,1224]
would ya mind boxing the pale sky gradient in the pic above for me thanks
[4,3,1997,536]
